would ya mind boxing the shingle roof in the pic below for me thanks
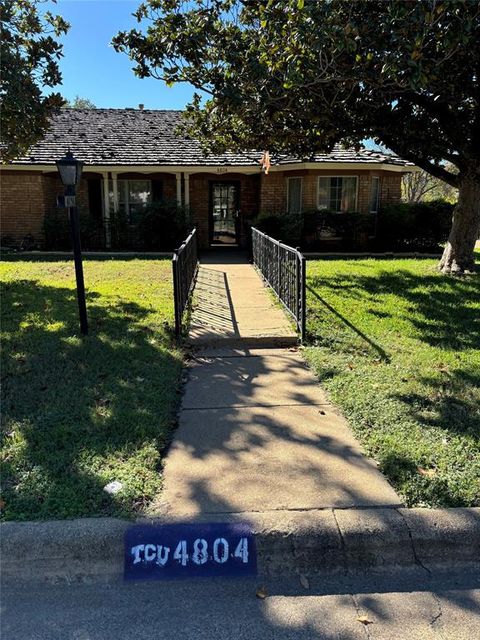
[11,108,412,167]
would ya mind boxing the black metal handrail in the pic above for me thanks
[172,228,199,336]
[251,226,306,341]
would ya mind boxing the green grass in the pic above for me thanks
[304,257,480,508]
[1,258,183,521]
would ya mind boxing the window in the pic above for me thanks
[370,177,380,213]
[107,180,152,223]
[118,180,151,223]
[287,177,303,214]
[317,176,358,212]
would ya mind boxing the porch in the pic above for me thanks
[42,168,261,252]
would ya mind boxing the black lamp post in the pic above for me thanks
[56,151,88,335]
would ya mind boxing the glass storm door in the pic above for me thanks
[211,182,239,244]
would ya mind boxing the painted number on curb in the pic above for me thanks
[124,523,257,580]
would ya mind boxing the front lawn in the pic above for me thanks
[1,257,183,520]
[304,258,480,508]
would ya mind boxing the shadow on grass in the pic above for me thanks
[393,366,480,439]
[306,284,390,361]
[308,268,479,351]
[305,263,479,507]
[1,279,182,521]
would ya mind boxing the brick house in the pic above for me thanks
[0,109,412,250]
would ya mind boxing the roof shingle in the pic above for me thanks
[11,109,412,167]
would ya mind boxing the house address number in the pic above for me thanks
[124,522,257,580]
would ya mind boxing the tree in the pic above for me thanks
[403,170,440,204]
[113,0,480,273]
[65,96,97,108]
[403,167,458,204]
[1,0,69,162]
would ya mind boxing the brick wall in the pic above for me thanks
[0,170,179,248]
[1,167,403,249]
[260,168,403,214]
[43,172,90,215]
[259,171,287,214]
[0,171,48,246]
[188,172,260,248]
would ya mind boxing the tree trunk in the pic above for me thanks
[438,173,480,273]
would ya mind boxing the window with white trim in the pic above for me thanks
[108,179,152,223]
[370,177,380,213]
[287,177,303,214]
[119,180,151,223]
[317,176,357,212]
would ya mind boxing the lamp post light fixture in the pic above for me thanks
[56,151,88,335]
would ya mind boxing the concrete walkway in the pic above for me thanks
[188,251,298,347]
[155,250,401,518]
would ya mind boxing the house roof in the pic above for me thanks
[10,108,412,168]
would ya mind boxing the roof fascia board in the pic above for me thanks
[272,162,413,172]
[2,162,413,173]
[1,164,261,174]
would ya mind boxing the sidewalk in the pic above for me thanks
[156,250,401,518]
[2,250,479,583]
[187,251,298,347]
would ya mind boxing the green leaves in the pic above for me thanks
[1,0,70,162]
[111,0,478,177]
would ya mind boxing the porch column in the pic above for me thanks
[112,172,119,215]
[176,172,182,207]
[102,172,111,249]
[184,173,190,208]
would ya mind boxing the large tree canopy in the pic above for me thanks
[113,0,480,272]
[1,0,69,162]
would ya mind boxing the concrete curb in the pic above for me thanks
[1,508,479,583]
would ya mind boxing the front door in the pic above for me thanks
[210,182,240,245]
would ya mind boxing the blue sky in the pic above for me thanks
[47,1,379,149]
[47,0,197,109]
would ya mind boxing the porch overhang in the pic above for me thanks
[1,162,414,174]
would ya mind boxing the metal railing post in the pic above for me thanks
[299,251,306,342]
[277,240,282,296]
[172,249,180,336]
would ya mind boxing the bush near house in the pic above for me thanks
[304,257,480,508]
[43,201,192,252]
[253,200,453,252]
[375,200,453,252]
[138,201,192,250]
[0,257,184,520]
[44,209,105,251]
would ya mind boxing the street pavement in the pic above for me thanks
[2,569,479,639]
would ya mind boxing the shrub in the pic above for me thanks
[43,201,193,251]
[44,208,104,250]
[253,210,375,249]
[137,200,192,250]
[252,211,302,245]
[252,201,454,252]
[252,212,285,238]
[375,200,453,251]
